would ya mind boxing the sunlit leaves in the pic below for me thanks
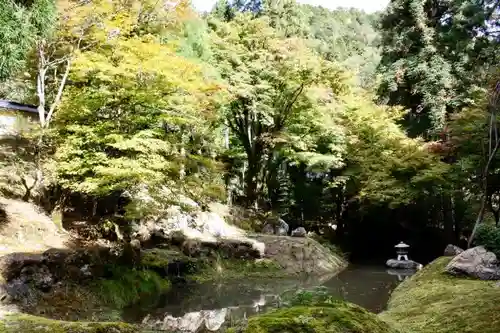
[53,0,226,202]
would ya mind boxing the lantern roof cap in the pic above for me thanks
[395,241,409,248]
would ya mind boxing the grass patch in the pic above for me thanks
[91,266,171,309]
[0,313,138,333]
[381,256,500,333]
[238,301,399,333]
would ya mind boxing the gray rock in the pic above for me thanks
[291,227,307,237]
[262,224,275,235]
[276,219,289,236]
[130,239,141,250]
[386,259,422,270]
[262,219,289,236]
[445,246,500,280]
[444,244,464,256]
[80,264,92,277]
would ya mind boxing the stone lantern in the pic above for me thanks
[395,241,410,261]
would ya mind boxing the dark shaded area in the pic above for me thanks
[343,222,448,265]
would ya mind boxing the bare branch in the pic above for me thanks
[45,59,71,127]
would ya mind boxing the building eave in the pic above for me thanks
[0,100,38,114]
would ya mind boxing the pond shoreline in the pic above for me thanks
[0,232,347,332]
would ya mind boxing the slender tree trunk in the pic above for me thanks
[244,158,260,208]
[442,193,455,244]
[469,194,488,248]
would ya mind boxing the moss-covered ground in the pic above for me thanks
[0,313,138,333]
[141,248,284,282]
[381,256,500,333]
[190,256,283,282]
[236,300,399,333]
[27,267,171,323]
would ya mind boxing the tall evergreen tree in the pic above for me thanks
[377,0,500,138]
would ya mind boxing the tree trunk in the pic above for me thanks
[244,160,259,208]
[469,194,488,248]
[441,193,455,244]
[487,194,500,226]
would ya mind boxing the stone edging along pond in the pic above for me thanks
[0,235,349,333]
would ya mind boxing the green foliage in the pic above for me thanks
[192,255,282,282]
[92,266,170,309]
[0,0,56,81]
[280,286,340,307]
[209,13,348,206]
[0,0,489,254]
[474,224,500,256]
[210,1,381,88]
[51,0,226,213]
[339,94,450,206]
[377,0,499,137]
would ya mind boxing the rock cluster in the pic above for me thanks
[0,246,134,304]
[130,204,266,259]
[262,218,289,236]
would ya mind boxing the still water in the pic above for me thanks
[122,265,416,332]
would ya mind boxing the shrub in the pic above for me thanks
[474,224,500,257]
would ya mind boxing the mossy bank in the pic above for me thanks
[381,257,500,333]
[0,314,138,333]
[233,300,399,333]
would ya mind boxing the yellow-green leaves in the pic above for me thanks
[53,0,225,200]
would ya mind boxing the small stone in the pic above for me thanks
[291,227,307,237]
[80,264,92,277]
[130,239,141,250]
[444,244,464,256]
[262,224,274,235]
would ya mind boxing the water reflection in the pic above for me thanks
[124,266,416,332]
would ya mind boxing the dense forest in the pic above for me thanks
[0,0,499,263]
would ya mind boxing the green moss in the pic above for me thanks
[140,248,198,271]
[141,250,171,269]
[381,256,500,333]
[0,314,138,333]
[240,301,399,333]
[91,267,171,309]
[191,256,282,282]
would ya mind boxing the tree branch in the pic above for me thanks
[45,59,71,127]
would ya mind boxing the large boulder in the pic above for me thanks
[386,259,422,270]
[131,204,265,258]
[445,246,500,280]
[251,235,346,275]
[444,244,464,256]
